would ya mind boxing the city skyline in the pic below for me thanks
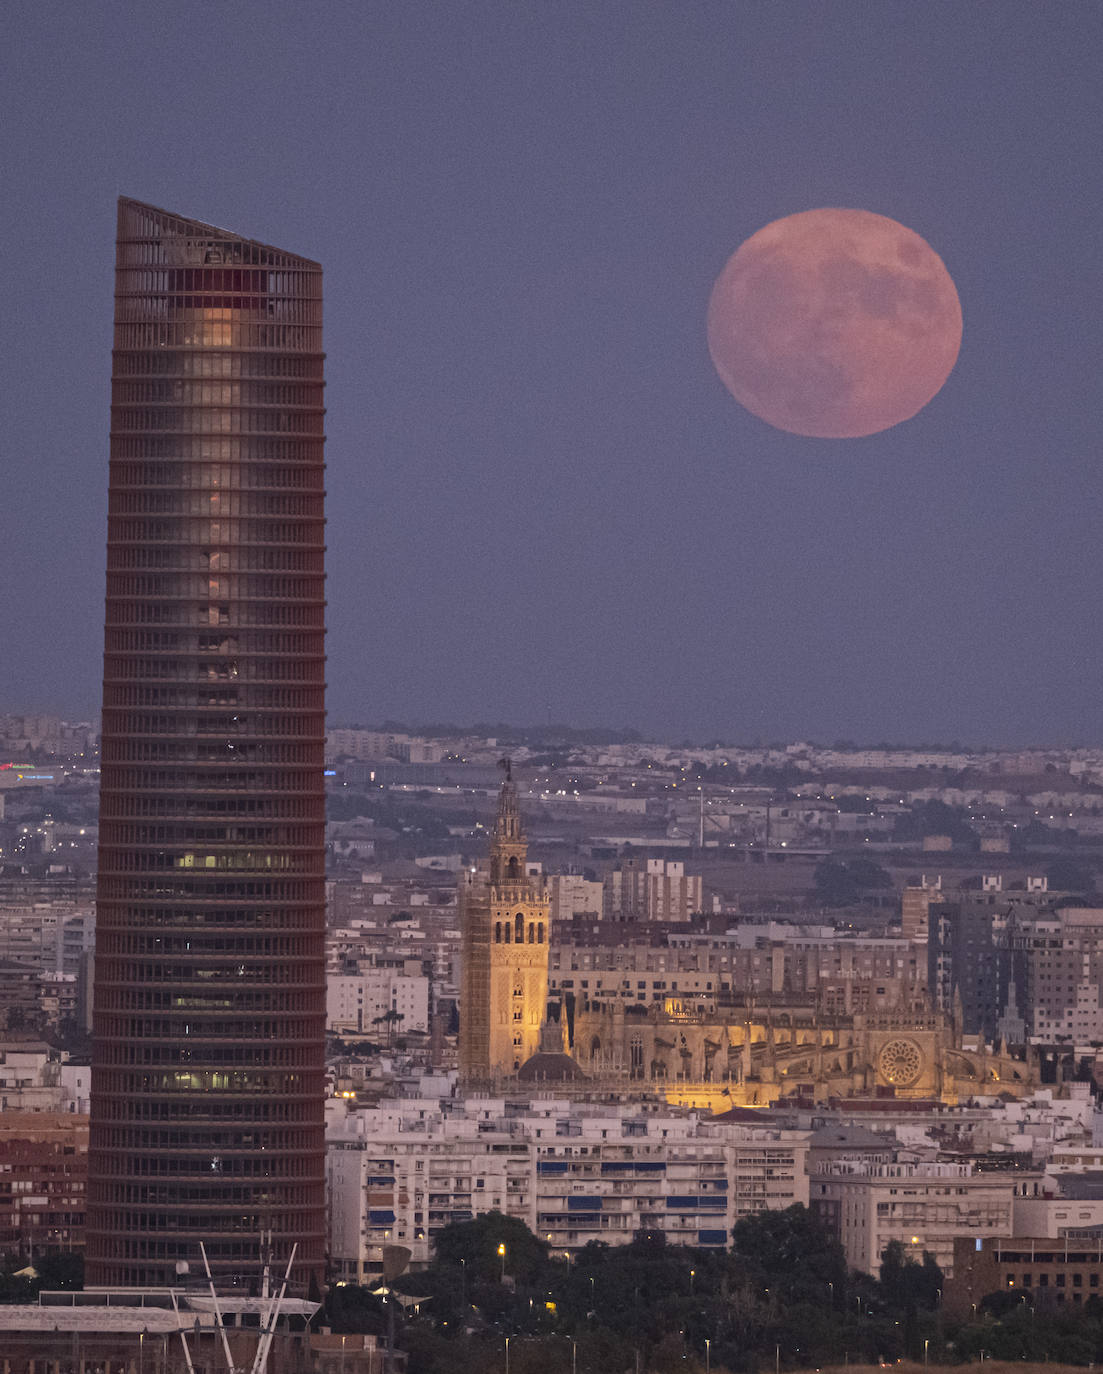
[4,4,1103,747]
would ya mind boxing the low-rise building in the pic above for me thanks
[948,1232,1103,1313]
[810,1158,1026,1276]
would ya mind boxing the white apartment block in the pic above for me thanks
[326,1096,808,1279]
[327,971,429,1034]
[546,874,604,923]
[604,859,703,924]
[811,1159,1023,1277]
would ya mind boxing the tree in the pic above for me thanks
[879,1241,943,1313]
[730,1205,847,1304]
[432,1213,549,1288]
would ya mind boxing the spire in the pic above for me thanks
[495,760,523,843]
[489,761,527,885]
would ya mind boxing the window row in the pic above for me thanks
[494,916,546,944]
[109,545,321,572]
[94,988,322,1013]
[100,930,319,957]
[102,1069,313,1094]
[106,573,322,599]
[114,349,322,379]
[109,461,324,492]
[109,489,322,515]
[102,739,321,763]
[96,874,323,901]
[94,1127,320,1155]
[103,684,322,710]
[112,378,323,408]
[113,405,323,435]
[118,265,318,295]
[102,709,319,736]
[111,433,323,462]
[107,604,324,628]
[98,1043,319,1068]
[114,1017,318,1040]
[114,320,321,351]
[98,851,320,875]
[89,1204,318,1234]
[99,767,323,794]
[100,792,322,817]
[108,517,325,545]
[116,292,321,326]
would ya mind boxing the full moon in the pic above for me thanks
[707,208,962,438]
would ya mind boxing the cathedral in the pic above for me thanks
[459,774,1038,1105]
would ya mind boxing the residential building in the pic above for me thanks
[810,1158,1024,1276]
[604,859,703,924]
[326,1095,808,1277]
[327,970,430,1035]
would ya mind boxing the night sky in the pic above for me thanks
[3,3,1102,746]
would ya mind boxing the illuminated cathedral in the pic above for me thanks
[459,775,1037,1106]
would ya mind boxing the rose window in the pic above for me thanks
[878,1038,922,1088]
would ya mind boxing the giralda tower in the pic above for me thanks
[87,200,327,1289]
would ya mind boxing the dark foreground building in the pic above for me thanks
[87,199,327,1289]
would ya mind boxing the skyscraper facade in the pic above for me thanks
[87,199,327,1288]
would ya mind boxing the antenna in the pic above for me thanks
[249,1243,297,1374]
[169,1289,198,1374]
[199,1242,237,1374]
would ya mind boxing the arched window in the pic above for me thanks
[537,922,544,943]
[515,913,524,943]
[504,922,511,943]
[494,921,501,943]
[528,923,535,944]
[507,855,519,879]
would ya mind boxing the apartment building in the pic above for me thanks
[810,1158,1025,1276]
[326,1096,808,1278]
[604,859,703,924]
[327,970,430,1035]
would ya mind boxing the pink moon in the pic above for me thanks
[707,208,963,439]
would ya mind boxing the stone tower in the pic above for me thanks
[459,764,549,1079]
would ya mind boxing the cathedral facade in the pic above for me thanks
[459,766,550,1079]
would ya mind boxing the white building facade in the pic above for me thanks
[327,1096,808,1279]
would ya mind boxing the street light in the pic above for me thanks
[505,1335,510,1374]
[690,1268,696,1296]
[705,1338,711,1374]
[498,1242,507,1283]
[924,1338,929,1367]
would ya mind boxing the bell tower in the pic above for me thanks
[459,762,550,1079]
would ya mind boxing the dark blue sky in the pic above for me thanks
[3,3,1102,745]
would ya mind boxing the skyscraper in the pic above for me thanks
[86,199,327,1289]
[459,765,550,1079]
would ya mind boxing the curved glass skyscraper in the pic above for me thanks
[87,199,327,1289]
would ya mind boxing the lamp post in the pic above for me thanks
[705,1337,711,1374]
[499,1242,507,1284]
[505,1335,510,1374]
[690,1268,696,1296]
[460,1257,467,1306]
[924,1338,929,1367]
